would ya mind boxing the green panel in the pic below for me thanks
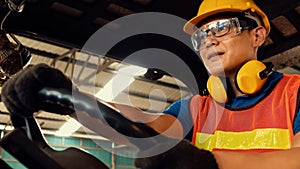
[6,161,27,169]
[64,137,81,146]
[82,139,97,148]
[2,149,27,168]
[94,140,112,149]
[2,136,139,169]
[1,149,14,159]
[114,146,138,169]
[87,149,111,165]
[115,155,135,166]
[45,135,63,145]
[114,147,138,158]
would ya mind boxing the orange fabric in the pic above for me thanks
[190,74,300,152]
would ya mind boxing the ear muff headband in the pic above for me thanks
[207,60,273,103]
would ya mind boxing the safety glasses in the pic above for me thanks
[191,17,252,51]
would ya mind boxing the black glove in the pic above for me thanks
[135,139,219,169]
[1,63,75,117]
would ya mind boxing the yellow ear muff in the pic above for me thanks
[207,60,273,103]
[207,75,228,103]
[236,60,268,94]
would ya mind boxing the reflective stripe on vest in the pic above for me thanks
[195,128,291,151]
[190,74,300,152]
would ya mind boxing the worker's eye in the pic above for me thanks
[212,21,231,37]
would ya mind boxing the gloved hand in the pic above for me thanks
[135,139,219,169]
[1,63,75,117]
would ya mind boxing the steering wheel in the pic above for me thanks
[1,87,160,169]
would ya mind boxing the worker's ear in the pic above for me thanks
[251,26,267,47]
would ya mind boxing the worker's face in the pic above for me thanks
[192,17,257,77]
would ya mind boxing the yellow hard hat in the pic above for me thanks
[183,0,270,35]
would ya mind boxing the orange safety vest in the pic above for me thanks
[190,74,300,152]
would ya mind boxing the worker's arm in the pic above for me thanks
[70,99,183,145]
[109,101,183,138]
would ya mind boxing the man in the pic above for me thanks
[165,0,300,151]
[134,0,300,168]
[2,0,300,168]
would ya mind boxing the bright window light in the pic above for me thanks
[55,65,146,137]
[95,65,147,101]
[55,118,82,137]
[0,124,14,131]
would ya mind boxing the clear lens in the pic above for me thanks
[191,30,201,51]
[191,17,243,51]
